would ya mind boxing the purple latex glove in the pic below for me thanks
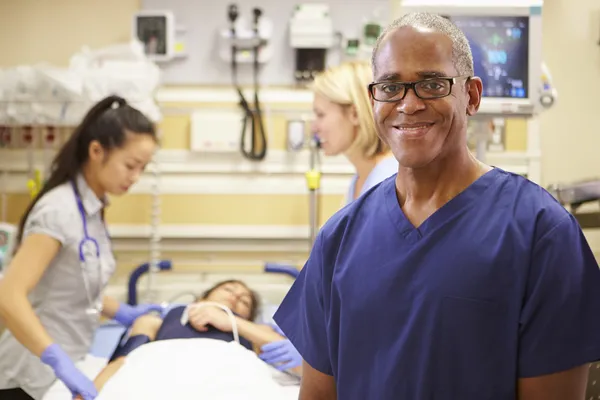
[41,344,98,400]
[259,339,303,371]
[113,303,162,327]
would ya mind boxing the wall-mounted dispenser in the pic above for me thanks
[133,10,187,62]
[289,3,335,85]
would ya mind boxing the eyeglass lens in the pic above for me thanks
[372,78,452,101]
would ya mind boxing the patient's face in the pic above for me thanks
[205,282,254,320]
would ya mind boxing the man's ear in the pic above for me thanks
[466,77,483,116]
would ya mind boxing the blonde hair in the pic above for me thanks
[311,61,388,158]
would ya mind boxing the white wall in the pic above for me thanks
[539,0,600,248]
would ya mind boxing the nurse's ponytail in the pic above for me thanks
[15,95,156,248]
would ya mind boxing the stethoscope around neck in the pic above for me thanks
[71,181,104,317]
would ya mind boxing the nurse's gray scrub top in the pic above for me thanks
[0,174,116,399]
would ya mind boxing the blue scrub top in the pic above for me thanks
[345,156,398,205]
[274,168,600,399]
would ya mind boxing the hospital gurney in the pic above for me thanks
[42,261,301,399]
[43,339,301,400]
[87,260,300,359]
[548,179,600,229]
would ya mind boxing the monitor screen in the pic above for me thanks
[444,16,529,99]
[136,15,169,56]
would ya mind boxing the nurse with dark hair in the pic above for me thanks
[0,95,162,400]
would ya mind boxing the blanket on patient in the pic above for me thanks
[96,338,297,400]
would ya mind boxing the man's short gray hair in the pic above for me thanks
[371,12,474,77]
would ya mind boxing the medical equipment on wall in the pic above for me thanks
[0,222,17,274]
[398,0,545,117]
[222,4,269,161]
[397,0,552,169]
[306,135,322,248]
[132,10,187,62]
[218,4,274,64]
[289,3,335,84]
[539,62,557,108]
[343,10,385,61]
[283,116,321,247]
[548,180,600,229]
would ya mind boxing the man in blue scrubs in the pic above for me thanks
[274,12,600,400]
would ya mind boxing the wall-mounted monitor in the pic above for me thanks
[395,0,543,116]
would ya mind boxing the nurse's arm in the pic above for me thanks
[517,364,589,400]
[0,234,61,356]
[100,295,121,319]
[298,360,336,400]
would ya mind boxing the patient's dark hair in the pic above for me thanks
[199,279,261,321]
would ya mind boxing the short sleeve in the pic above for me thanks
[22,200,69,245]
[518,214,600,377]
[273,231,332,375]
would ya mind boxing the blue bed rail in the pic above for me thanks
[127,260,173,305]
[264,262,300,279]
[127,260,297,306]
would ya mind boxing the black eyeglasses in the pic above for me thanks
[368,76,471,102]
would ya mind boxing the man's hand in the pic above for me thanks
[188,305,233,332]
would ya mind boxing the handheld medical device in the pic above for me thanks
[225,4,268,161]
[71,181,107,317]
[289,3,335,84]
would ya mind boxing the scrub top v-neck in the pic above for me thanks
[384,166,499,244]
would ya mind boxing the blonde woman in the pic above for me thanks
[259,61,398,374]
[312,60,398,204]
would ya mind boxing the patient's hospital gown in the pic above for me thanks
[274,168,600,399]
[0,175,115,399]
[155,305,252,350]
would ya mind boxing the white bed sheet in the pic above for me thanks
[42,339,300,400]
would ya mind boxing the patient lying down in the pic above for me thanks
[89,280,300,396]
